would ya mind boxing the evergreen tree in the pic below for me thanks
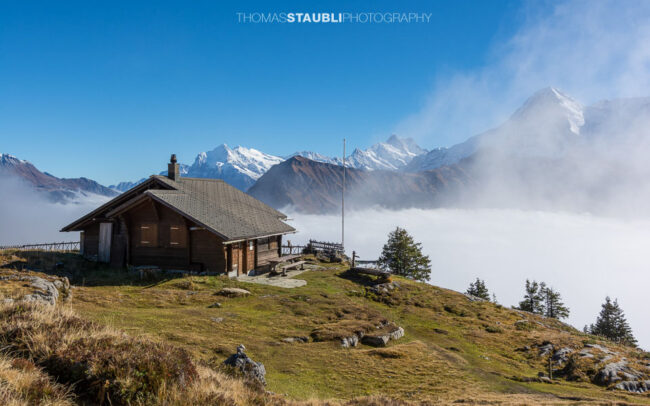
[378,227,431,282]
[541,286,570,319]
[589,297,637,347]
[465,278,490,300]
[517,279,544,314]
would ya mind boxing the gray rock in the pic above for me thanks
[1,275,65,305]
[361,326,405,347]
[368,282,398,295]
[208,302,222,308]
[578,349,594,358]
[217,287,251,297]
[389,326,405,340]
[594,360,641,385]
[362,334,390,347]
[341,335,360,348]
[282,336,308,344]
[210,317,224,323]
[538,343,554,357]
[584,343,616,355]
[615,380,650,393]
[223,344,266,385]
[552,347,573,364]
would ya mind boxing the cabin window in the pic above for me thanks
[249,240,254,251]
[169,225,187,248]
[257,237,269,251]
[139,224,158,247]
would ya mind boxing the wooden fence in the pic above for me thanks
[280,239,345,256]
[306,239,344,254]
[350,250,380,268]
[0,241,80,253]
[281,245,306,256]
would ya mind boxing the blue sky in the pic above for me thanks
[0,0,524,184]
[4,1,649,185]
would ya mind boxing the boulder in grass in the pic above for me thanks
[341,335,361,348]
[361,326,405,347]
[217,288,251,297]
[223,344,266,385]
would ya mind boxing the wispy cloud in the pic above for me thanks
[0,178,107,245]
[396,0,650,146]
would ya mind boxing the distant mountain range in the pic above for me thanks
[0,154,117,203]
[5,87,650,214]
[248,155,471,213]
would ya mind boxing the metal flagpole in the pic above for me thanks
[342,138,346,251]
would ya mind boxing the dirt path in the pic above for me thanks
[235,268,311,288]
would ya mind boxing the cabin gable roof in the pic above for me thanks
[61,175,295,241]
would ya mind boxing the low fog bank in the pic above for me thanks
[0,178,109,245]
[287,208,650,350]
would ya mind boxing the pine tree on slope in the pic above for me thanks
[517,279,545,314]
[378,227,431,282]
[466,278,490,301]
[542,286,570,320]
[589,297,637,347]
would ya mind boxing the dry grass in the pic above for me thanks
[0,301,413,406]
[3,252,650,404]
[0,302,307,406]
[0,355,74,406]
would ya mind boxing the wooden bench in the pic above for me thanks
[269,254,303,273]
[281,260,307,272]
[268,260,308,277]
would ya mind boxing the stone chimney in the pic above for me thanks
[168,154,180,181]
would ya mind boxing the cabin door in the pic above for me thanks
[98,222,112,263]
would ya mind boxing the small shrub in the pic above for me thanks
[485,325,503,334]
[444,304,469,317]
[515,320,534,331]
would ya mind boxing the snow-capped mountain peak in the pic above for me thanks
[385,134,427,156]
[186,144,283,190]
[514,87,585,135]
[345,135,427,170]
[0,153,28,166]
[287,151,339,165]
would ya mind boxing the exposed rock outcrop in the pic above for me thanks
[223,344,266,385]
[525,340,650,393]
[362,326,405,347]
[0,273,70,305]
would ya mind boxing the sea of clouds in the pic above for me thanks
[288,208,650,350]
[0,178,109,245]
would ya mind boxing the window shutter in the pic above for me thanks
[169,225,187,248]
[139,224,158,247]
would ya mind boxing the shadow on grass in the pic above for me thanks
[337,267,385,287]
[0,250,175,288]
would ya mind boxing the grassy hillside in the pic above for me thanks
[2,250,650,404]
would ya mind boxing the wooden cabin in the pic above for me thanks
[61,155,295,276]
